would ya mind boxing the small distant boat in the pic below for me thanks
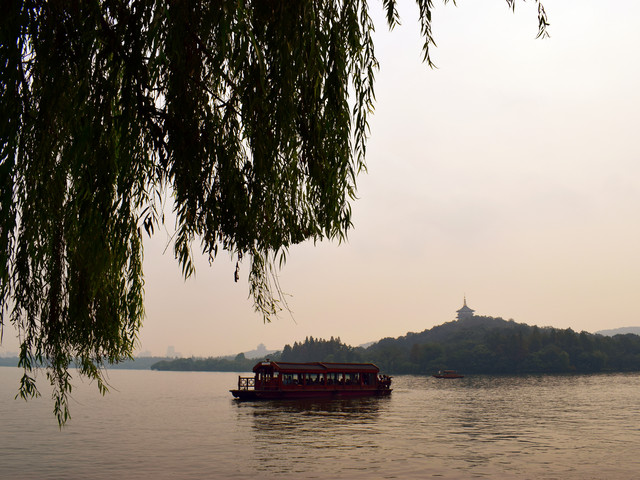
[230,360,392,400]
[433,370,464,379]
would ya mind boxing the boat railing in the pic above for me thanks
[237,376,255,390]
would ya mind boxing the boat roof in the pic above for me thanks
[253,361,380,374]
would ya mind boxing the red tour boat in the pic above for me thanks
[230,360,392,400]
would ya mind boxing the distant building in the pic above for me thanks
[166,346,182,358]
[244,343,278,359]
[456,297,475,320]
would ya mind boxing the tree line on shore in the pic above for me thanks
[151,317,640,375]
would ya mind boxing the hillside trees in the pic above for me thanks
[1,0,548,424]
[150,353,256,372]
[371,324,640,375]
[280,336,362,363]
[148,321,640,375]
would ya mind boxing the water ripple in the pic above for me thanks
[2,369,640,478]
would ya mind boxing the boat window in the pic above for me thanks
[256,371,270,383]
[282,373,301,385]
[344,373,360,385]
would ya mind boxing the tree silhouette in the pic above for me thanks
[0,0,548,424]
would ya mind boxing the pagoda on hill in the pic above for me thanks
[456,297,475,320]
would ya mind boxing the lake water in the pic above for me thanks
[1,367,639,479]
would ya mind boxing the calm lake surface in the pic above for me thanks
[1,367,639,479]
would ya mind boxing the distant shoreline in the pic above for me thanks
[4,319,640,375]
[0,356,171,371]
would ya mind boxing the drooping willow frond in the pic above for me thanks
[0,0,547,425]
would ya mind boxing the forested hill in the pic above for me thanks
[279,318,640,375]
[370,316,528,351]
[150,317,640,375]
[366,317,640,374]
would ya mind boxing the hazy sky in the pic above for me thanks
[2,0,640,358]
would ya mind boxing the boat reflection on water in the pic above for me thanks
[233,395,391,474]
[234,395,389,426]
[233,396,388,434]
